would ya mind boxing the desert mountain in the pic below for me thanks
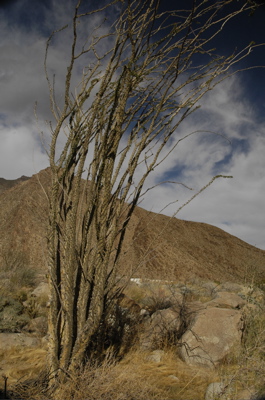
[0,167,264,283]
[0,175,30,195]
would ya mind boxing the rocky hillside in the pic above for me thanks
[0,175,30,195]
[0,167,265,283]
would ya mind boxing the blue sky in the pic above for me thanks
[0,0,265,249]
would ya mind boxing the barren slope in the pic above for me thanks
[0,175,30,195]
[0,168,264,283]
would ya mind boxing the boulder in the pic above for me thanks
[180,307,244,367]
[205,382,226,400]
[146,349,165,363]
[219,282,244,292]
[205,382,256,400]
[201,281,219,295]
[0,333,40,350]
[207,291,246,309]
[31,282,49,298]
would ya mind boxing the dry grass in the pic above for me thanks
[0,347,47,400]
[6,343,263,400]
[0,347,47,386]
[118,350,217,400]
[9,348,217,400]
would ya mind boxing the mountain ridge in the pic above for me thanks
[0,168,264,283]
[0,175,30,195]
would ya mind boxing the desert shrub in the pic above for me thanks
[175,281,216,303]
[142,292,173,314]
[123,282,147,304]
[216,304,265,399]
[151,297,196,350]
[84,296,142,361]
[10,266,37,288]
[24,297,41,319]
[0,251,37,291]
[125,281,179,313]
[14,288,29,303]
[241,308,265,371]
[0,295,30,332]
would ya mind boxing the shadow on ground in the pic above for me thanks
[0,389,10,399]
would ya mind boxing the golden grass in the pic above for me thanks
[0,346,47,387]
[126,350,217,400]
[12,348,217,400]
[3,347,218,400]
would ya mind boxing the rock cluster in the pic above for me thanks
[0,279,264,399]
[129,280,264,368]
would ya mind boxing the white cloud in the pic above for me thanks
[138,77,265,249]
[0,123,48,178]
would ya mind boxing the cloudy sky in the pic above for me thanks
[0,0,265,250]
